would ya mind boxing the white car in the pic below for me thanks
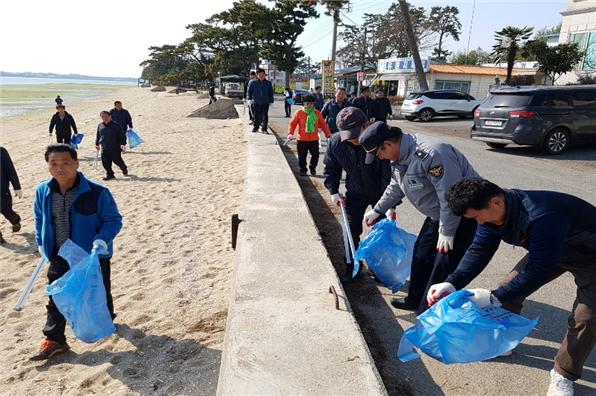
[400,90,483,122]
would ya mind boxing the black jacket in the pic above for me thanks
[49,112,78,135]
[323,133,391,201]
[96,121,126,150]
[352,96,373,118]
[109,108,133,131]
[1,146,20,194]
[446,189,596,302]
[370,97,392,122]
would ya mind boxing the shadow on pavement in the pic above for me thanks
[485,144,596,162]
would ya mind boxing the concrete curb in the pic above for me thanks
[216,106,387,395]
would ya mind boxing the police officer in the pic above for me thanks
[359,122,480,312]
[428,179,596,396]
[323,109,392,281]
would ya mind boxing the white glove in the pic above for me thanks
[14,190,23,199]
[386,208,396,221]
[38,246,44,256]
[467,289,501,308]
[436,233,454,253]
[364,209,382,226]
[331,193,345,206]
[427,282,456,307]
[286,134,295,141]
[92,239,108,255]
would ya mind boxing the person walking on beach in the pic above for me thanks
[287,95,331,176]
[0,146,23,244]
[247,68,274,133]
[31,144,122,360]
[49,105,78,145]
[321,87,352,133]
[283,86,294,118]
[109,101,133,133]
[54,95,63,106]
[209,84,217,105]
[96,111,128,181]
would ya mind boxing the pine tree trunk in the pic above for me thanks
[399,0,429,91]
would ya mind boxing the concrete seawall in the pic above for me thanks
[216,106,387,395]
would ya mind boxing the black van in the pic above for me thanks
[471,85,596,154]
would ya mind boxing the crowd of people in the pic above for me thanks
[0,95,136,360]
[279,86,595,396]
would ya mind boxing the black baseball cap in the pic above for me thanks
[336,107,367,141]
[360,121,402,164]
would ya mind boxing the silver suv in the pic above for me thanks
[400,90,482,122]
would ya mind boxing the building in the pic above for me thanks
[556,0,596,84]
[374,58,539,99]
[258,60,287,87]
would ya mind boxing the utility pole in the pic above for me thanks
[358,26,367,95]
[331,7,340,72]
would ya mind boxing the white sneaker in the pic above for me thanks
[547,369,574,396]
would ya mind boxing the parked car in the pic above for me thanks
[224,82,244,99]
[471,85,596,154]
[400,90,482,122]
[293,89,311,105]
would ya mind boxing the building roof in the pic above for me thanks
[429,64,536,76]
[335,63,376,76]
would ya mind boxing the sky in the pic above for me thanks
[0,0,568,78]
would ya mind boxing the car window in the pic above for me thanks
[483,94,532,107]
[407,93,422,100]
[432,92,451,100]
[543,91,571,108]
[451,92,469,100]
[570,91,596,109]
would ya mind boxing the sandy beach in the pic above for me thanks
[0,87,246,395]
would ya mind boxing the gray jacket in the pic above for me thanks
[374,133,480,237]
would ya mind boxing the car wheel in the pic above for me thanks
[543,128,570,155]
[486,142,507,149]
[405,116,416,121]
[417,108,434,122]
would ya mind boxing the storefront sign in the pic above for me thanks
[322,60,335,95]
[378,58,430,74]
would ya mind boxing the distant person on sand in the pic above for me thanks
[287,94,331,176]
[209,84,217,105]
[0,146,23,244]
[96,111,128,181]
[55,95,63,106]
[109,101,133,133]
[30,144,122,361]
[247,68,274,133]
[49,104,78,145]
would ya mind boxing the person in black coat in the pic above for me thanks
[49,105,78,144]
[370,89,393,123]
[55,95,63,106]
[0,146,23,243]
[109,101,133,132]
[96,111,128,181]
[351,87,373,119]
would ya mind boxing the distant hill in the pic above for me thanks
[0,71,137,82]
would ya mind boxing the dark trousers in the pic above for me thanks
[404,216,477,312]
[343,194,381,262]
[56,133,71,145]
[284,101,292,117]
[498,250,596,381]
[253,104,270,131]
[297,141,319,173]
[1,192,20,225]
[101,149,128,177]
[44,256,114,343]
[248,102,254,121]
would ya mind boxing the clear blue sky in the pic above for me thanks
[0,0,568,77]
[298,0,568,62]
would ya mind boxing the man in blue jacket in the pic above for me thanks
[247,68,274,133]
[324,107,392,281]
[314,86,325,111]
[109,101,133,133]
[427,179,596,396]
[31,144,122,360]
[321,87,352,133]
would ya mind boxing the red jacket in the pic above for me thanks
[288,108,331,141]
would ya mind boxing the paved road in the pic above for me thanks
[266,99,596,395]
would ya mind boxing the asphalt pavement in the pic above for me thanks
[267,98,596,395]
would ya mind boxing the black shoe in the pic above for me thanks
[12,223,21,232]
[249,121,254,125]
[251,128,258,133]
[0,233,6,244]
[309,168,317,176]
[261,129,268,134]
[30,339,70,361]
[122,170,129,176]
[299,170,307,176]
[103,175,115,181]
[390,297,419,311]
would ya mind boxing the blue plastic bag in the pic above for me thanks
[398,290,538,364]
[70,133,84,150]
[47,240,116,343]
[354,219,417,292]
[126,129,144,149]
